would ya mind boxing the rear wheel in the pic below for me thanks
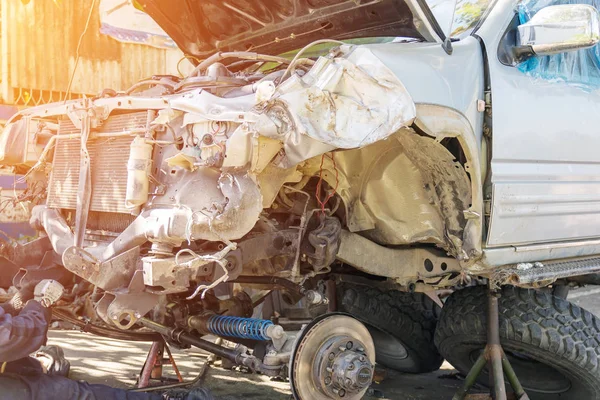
[337,283,443,373]
[435,285,600,400]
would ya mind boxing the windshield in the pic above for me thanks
[426,0,496,39]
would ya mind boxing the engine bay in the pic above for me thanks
[0,43,474,397]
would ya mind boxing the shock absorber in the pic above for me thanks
[188,314,287,348]
[207,315,273,341]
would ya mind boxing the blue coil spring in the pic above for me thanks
[206,315,274,341]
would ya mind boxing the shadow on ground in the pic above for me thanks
[47,330,466,400]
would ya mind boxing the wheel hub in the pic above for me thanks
[315,336,374,397]
[290,313,376,400]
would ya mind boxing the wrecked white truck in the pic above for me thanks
[3,0,600,398]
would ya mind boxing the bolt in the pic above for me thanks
[339,346,346,352]
[332,388,346,398]
[326,367,333,373]
[328,353,336,360]
[346,341,353,350]
[359,356,366,362]
[348,364,354,370]
[324,377,331,385]
[357,347,364,352]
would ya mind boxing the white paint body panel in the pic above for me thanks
[477,0,600,250]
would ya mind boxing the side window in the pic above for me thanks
[426,0,495,39]
[517,0,600,89]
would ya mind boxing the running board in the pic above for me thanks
[498,256,600,285]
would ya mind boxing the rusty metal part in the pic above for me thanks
[130,360,209,393]
[163,343,184,383]
[487,292,506,400]
[138,341,163,388]
[62,246,140,291]
[452,289,530,400]
[336,230,462,287]
[137,339,184,389]
[497,256,600,286]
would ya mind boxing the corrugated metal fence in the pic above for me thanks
[0,0,186,106]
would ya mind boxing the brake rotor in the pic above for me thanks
[290,313,376,400]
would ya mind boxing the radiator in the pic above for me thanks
[47,111,148,215]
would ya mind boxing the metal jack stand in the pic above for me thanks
[453,288,530,400]
[137,340,184,389]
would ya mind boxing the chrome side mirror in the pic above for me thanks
[517,4,600,56]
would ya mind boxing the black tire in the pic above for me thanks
[337,284,443,373]
[435,285,600,400]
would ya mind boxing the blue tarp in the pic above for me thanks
[517,0,600,90]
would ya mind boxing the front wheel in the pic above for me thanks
[435,285,600,400]
[337,284,443,373]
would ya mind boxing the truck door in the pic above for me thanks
[475,0,600,248]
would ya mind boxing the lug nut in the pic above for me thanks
[329,352,336,360]
[325,377,332,385]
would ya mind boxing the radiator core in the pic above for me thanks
[47,112,148,215]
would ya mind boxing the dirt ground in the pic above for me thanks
[45,286,600,400]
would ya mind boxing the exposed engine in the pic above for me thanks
[0,44,422,329]
[0,42,479,398]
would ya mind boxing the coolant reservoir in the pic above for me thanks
[125,136,153,210]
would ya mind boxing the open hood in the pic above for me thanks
[135,0,443,58]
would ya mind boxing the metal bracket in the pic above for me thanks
[73,106,92,248]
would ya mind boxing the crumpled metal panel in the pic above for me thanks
[300,128,472,257]
[220,46,416,168]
